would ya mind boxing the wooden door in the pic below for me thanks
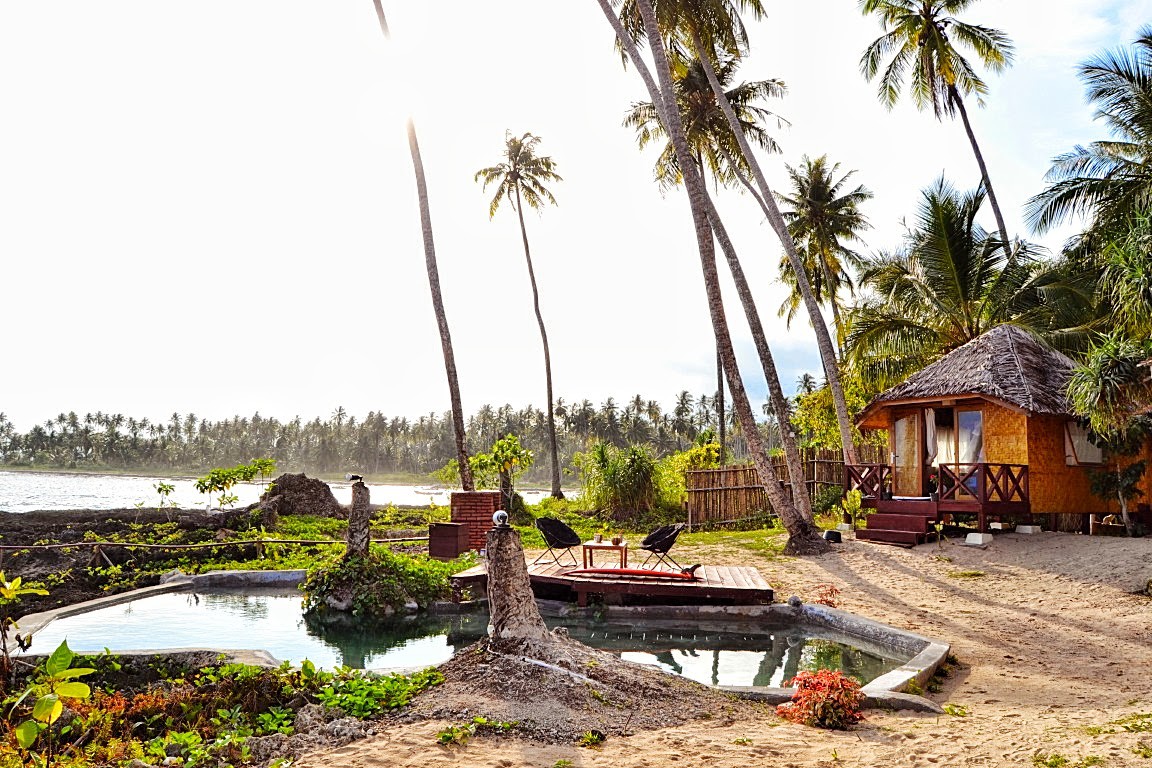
[892,412,921,496]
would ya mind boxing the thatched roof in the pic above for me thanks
[861,325,1078,419]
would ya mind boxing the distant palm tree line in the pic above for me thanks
[0,394,774,481]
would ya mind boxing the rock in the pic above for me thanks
[159,569,190,585]
[126,760,156,768]
[787,595,803,607]
[404,601,419,612]
[161,758,183,767]
[256,474,343,518]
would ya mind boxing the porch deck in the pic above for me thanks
[847,462,1031,541]
[451,561,774,606]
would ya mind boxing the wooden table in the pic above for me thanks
[582,539,628,568]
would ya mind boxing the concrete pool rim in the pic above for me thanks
[16,569,948,712]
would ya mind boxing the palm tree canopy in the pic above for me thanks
[845,177,1047,388]
[859,0,1013,118]
[1025,29,1152,235]
[474,132,562,218]
[624,56,786,191]
[615,0,766,65]
[776,154,872,327]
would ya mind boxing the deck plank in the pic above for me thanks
[450,560,773,606]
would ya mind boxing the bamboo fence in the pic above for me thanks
[685,445,885,529]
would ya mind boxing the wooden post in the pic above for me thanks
[486,524,549,646]
[346,482,371,559]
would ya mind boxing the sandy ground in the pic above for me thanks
[295,531,1152,768]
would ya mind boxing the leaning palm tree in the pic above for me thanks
[597,0,828,554]
[623,52,826,528]
[1025,28,1152,240]
[474,132,565,499]
[776,155,872,348]
[370,0,472,489]
[623,56,785,191]
[625,55,786,467]
[859,0,1014,248]
[618,0,862,467]
[846,177,1043,389]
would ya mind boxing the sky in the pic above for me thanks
[2,1,1150,433]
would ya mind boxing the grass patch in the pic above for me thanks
[946,570,987,579]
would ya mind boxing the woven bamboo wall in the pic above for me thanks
[685,445,885,527]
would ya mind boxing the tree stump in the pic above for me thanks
[485,525,549,646]
[346,482,371,559]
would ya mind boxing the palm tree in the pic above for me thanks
[598,0,828,553]
[623,56,785,191]
[845,177,1043,388]
[776,155,872,348]
[859,0,1014,248]
[370,0,472,490]
[1025,28,1152,239]
[625,55,785,468]
[474,132,565,498]
[619,0,863,467]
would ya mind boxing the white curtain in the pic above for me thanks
[924,408,937,465]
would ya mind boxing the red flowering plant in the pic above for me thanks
[776,669,865,730]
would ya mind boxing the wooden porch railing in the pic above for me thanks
[845,462,1029,504]
[937,463,1029,504]
[843,463,891,499]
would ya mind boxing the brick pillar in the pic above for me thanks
[450,490,502,550]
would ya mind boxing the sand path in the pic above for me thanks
[295,531,1152,768]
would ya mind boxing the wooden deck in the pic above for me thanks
[452,561,773,606]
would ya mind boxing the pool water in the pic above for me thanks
[24,589,905,687]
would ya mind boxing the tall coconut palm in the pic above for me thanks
[623,52,822,526]
[624,54,785,468]
[776,155,872,347]
[859,0,1014,248]
[845,177,1042,388]
[618,0,863,467]
[623,56,785,191]
[370,0,472,490]
[597,0,827,553]
[1025,28,1152,239]
[474,132,565,498]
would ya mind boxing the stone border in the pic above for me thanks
[17,574,948,712]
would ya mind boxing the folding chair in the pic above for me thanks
[638,523,687,571]
[532,517,581,566]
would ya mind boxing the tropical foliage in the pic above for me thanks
[844,178,1046,389]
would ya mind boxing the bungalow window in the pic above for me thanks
[1065,422,1103,465]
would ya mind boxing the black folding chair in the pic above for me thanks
[638,523,687,571]
[532,517,581,566]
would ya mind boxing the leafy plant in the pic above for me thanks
[942,703,970,717]
[315,668,443,717]
[436,721,475,747]
[776,669,865,730]
[947,570,986,579]
[11,640,95,766]
[302,546,471,618]
[0,573,48,693]
[578,729,606,747]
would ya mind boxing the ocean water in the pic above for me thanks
[0,469,549,513]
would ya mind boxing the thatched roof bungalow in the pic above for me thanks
[847,324,1107,543]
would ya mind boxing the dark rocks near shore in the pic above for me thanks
[255,473,343,519]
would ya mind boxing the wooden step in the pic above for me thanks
[856,528,923,547]
[865,513,932,533]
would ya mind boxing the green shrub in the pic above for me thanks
[812,485,844,515]
[301,546,473,618]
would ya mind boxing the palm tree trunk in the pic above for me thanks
[513,187,564,499]
[601,0,826,554]
[703,190,820,527]
[372,0,473,490]
[951,87,1011,249]
[691,30,858,467]
[716,344,725,464]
